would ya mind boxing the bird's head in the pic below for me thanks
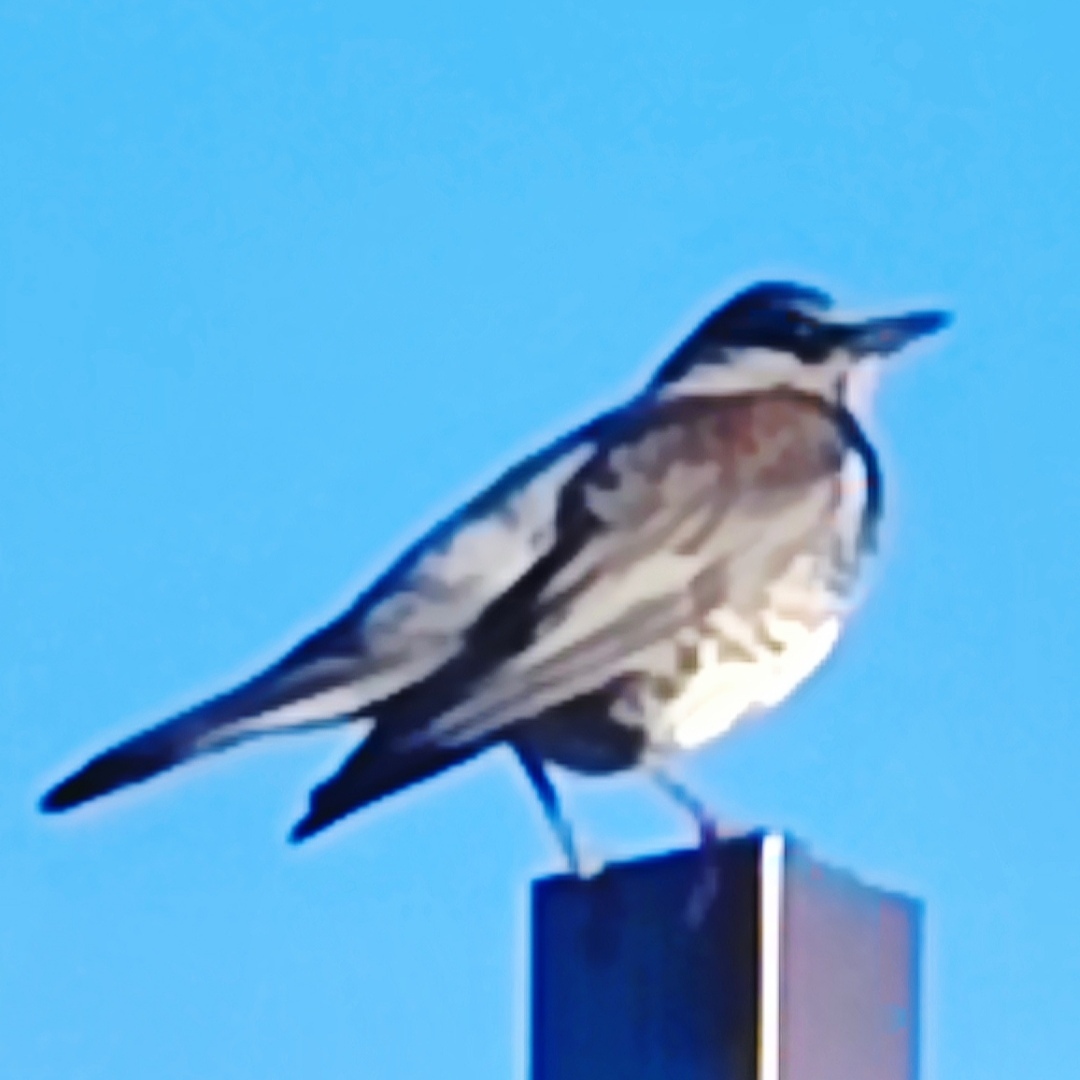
[649,282,951,406]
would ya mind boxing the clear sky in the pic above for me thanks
[3,2,1077,1077]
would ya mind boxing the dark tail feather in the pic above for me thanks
[41,614,368,814]
[40,706,222,812]
[290,730,483,842]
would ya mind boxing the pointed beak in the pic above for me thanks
[844,310,952,357]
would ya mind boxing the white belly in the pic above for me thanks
[623,549,850,753]
[660,613,841,750]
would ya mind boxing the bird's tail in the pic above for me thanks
[41,617,367,813]
[289,727,480,842]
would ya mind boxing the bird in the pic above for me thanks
[40,281,949,870]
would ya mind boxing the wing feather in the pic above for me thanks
[415,392,862,748]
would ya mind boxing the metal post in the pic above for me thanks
[531,833,920,1080]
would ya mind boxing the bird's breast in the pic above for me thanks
[614,546,849,754]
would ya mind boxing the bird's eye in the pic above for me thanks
[785,311,814,337]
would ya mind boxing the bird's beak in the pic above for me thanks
[844,310,952,357]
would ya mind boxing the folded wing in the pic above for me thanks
[41,415,611,812]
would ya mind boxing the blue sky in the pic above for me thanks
[3,2,1078,1077]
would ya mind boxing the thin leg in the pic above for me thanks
[513,746,582,876]
[649,764,719,844]
[649,763,728,926]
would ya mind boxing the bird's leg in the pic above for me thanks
[513,746,584,877]
[649,763,732,925]
[649,764,722,847]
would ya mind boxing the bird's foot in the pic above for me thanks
[570,847,605,880]
[696,810,750,845]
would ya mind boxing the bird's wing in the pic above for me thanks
[297,414,608,716]
[412,390,862,750]
[40,411,616,812]
[284,391,866,841]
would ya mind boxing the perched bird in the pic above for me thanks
[41,282,948,869]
